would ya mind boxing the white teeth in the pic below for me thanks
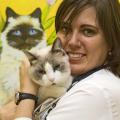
[69,53,82,58]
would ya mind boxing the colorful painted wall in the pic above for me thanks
[0,0,63,47]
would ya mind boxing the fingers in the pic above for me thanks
[21,56,30,69]
[20,56,30,79]
[19,55,39,94]
[19,56,31,90]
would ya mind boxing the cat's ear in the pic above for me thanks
[51,38,66,56]
[6,7,18,18]
[30,8,42,22]
[24,51,38,65]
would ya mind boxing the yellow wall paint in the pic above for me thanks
[0,0,45,19]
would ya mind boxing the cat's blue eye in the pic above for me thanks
[29,29,38,35]
[12,30,21,36]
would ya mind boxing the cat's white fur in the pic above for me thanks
[0,38,46,106]
[0,15,47,106]
[28,45,73,103]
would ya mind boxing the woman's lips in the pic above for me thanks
[67,52,86,63]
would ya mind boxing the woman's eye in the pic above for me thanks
[12,30,21,36]
[29,29,38,35]
[82,29,97,37]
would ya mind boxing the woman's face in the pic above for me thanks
[57,7,109,76]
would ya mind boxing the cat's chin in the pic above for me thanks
[31,78,53,87]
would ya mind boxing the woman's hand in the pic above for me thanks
[0,101,17,120]
[14,57,39,119]
[20,56,39,95]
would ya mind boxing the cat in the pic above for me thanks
[25,38,73,104]
[1,7,46,50]
[0,7,46,106]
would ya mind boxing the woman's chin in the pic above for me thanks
[70,64,86,76]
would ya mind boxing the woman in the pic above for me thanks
[1,0,120,120]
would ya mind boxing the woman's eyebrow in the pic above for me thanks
[80,24,99,30]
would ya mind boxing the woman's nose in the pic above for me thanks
[67,32,81,48]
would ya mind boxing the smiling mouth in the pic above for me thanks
[67,52,86,62]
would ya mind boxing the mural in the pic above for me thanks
[0,0,62,106]
[0,0,63,46]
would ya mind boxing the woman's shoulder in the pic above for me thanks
[75,69,120,90]
[69,69,120,105]
[65,69,120,103]
[90,69,120,87]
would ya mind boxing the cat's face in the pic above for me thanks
[1,7,44,50]
[25,38,71,87]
